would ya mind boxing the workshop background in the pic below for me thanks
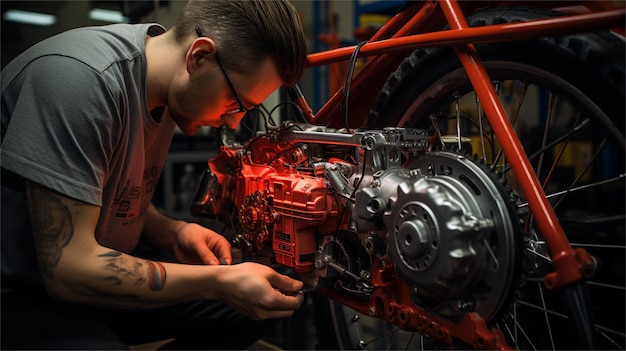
[0,1,405,349]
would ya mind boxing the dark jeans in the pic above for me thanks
[1,290,276,350]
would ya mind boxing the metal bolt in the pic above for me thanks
[359,270,371,281]
[368,306,376,316]
[314,260,326,269]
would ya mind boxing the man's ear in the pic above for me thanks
[186,37,217,74]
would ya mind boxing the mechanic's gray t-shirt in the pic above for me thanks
[1,23,176,291]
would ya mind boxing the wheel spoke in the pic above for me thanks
[535,92,557,182]
[358,327,400,348]
[518,174,626,209]
[585,280,626,290]
[475,91,487,162]
[597,326,626,348]
[552,138,606,210]
[528,116,589,162]
[403,332,415,351]
[525,245,552,263]
[502,117,591,174]
[537,282,557,350]
[504,309,539,350]
[491,81,529,171]
[455,94,463,150]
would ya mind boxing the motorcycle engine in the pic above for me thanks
[191,122,518,335]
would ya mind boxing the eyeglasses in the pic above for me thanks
[195,26,252,115]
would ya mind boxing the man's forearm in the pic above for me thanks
[49,245,222,309]
[26,181,221,309]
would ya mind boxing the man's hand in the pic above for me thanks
[215,262,305,320]
[173,223,232,265]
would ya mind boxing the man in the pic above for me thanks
[1,0,308,349]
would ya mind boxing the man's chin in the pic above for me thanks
[179,125,201,136]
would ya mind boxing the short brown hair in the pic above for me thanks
[172,0,307,87]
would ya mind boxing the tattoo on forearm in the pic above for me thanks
[27,184,74,278]
[99,250,146,286]
[98,250,167,291]
[147,261,167,291]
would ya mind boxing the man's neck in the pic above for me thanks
[144,31,185,111]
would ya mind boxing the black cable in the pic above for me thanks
[269,101,306,123]
[238,111,257,136]
[341,41,368,130]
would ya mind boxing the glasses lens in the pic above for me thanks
[224,107,247,116]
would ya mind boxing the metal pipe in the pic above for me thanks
[306,8,625,67]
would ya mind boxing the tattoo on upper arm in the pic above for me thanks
[27,183,74,278]
[98,250,167,291]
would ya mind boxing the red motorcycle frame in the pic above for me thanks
[194,1,625,349]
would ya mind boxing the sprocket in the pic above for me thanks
[388,151,522,321]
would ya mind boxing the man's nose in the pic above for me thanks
[220,113,245,129]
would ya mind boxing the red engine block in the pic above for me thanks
[200,138,345,274]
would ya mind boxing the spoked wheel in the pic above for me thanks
[316,7,625,350]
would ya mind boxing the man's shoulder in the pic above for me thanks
[40,24,152,72]
[4,24,163,76]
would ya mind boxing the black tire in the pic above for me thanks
[316,6,625,350]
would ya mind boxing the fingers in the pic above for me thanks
[246,287,304,320]
[264,271,305,311]
[268,270,304,295]
[195,243,220,265]
[271,286,305,310]
[195,231,232,265]
[209,237,232,264]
